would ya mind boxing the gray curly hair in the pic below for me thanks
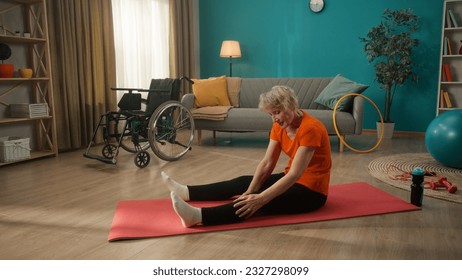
[258,85,299,112]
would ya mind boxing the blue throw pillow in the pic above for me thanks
[314,74,369,111]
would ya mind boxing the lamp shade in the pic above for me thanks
[220,40,241,58]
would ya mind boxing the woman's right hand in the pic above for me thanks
[233,193,268,219]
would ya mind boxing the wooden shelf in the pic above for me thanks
[437,1,462,114]
[442,54,462,58]
[444,26,462,31]
[0,35,46,43]
[438,107,461,111]
[0,77,49,82]
[0,0,57,163]
[0,0,42,8]
[0,116,52,124]
[0,150,55,166]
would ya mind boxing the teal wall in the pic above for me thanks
[198,0,444,132]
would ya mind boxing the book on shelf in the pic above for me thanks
[440,90,446,108]
[443,91,453,108]
[447,10,453,28]
[444,37,447,55]
[444,37,453,55]
[448,37,453,54]
[443,63,453,82]
[448,9,460,28]
[444,37,448,55]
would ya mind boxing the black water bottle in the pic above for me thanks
[411,167,425,206]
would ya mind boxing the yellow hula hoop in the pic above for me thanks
[333,93,384,153]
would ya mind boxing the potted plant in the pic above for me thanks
[0,42,14,78]
[360,9,420,138]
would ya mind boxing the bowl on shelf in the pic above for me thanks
[19,68,33,78]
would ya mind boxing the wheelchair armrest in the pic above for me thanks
[181,93,196,110]
[111,87,143,93]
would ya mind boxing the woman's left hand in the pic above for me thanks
[233,194,267,219]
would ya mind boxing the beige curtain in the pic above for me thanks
[47,0,116,151]
[169,0,196,96]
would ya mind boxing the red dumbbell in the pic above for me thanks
[428,177,458,194]
[439,177,458,194]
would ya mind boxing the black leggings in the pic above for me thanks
[187,173,327,226]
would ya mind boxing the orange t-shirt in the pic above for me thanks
[270,111,332,195]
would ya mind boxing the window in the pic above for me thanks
[112,0,170,98]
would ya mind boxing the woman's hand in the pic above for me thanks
[233,194,268,219]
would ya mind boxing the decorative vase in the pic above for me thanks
[377,121,395,139]
[19,68,33,78]
[0,64,14,78]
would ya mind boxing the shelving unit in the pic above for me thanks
[437,0,462,115]
[0,0,57,166]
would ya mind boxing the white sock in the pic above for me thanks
[170,192,202,227]
[161,171,190,201]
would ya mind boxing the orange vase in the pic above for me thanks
[0,64,14,78]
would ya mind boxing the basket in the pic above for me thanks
[0,137,31,163]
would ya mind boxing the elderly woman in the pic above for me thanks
[163,85,332,227]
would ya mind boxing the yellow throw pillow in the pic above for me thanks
[192,76,231,107]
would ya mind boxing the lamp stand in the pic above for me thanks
[228,57,233,77]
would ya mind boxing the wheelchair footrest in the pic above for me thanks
[83,153,117,164]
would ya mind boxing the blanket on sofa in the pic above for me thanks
[191,106,233,120]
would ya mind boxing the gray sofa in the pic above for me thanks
[181,77,365,152]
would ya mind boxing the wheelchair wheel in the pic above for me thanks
[134,151,150,168]
[148,101,195,161]
[102,144,117,159]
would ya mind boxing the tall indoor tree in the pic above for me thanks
[360,9,420,135]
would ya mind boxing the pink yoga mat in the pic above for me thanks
[108,182,419,241]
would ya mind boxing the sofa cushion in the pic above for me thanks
[192,108,357,135]
[314,74,368,111]
[226,77,241,107]
[193,108,273,131]
[239,78,332,109]
[192,76,231,107]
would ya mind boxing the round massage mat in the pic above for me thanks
[368,153,462,204]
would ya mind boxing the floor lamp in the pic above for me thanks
[220,40,241,77]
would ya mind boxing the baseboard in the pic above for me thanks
[362,129,425,138]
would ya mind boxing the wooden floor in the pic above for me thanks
[1,131,461,260]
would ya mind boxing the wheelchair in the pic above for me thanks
[84,77,195,168]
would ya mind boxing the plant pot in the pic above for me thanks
[377,121,395,139]
[0,64,14,78]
